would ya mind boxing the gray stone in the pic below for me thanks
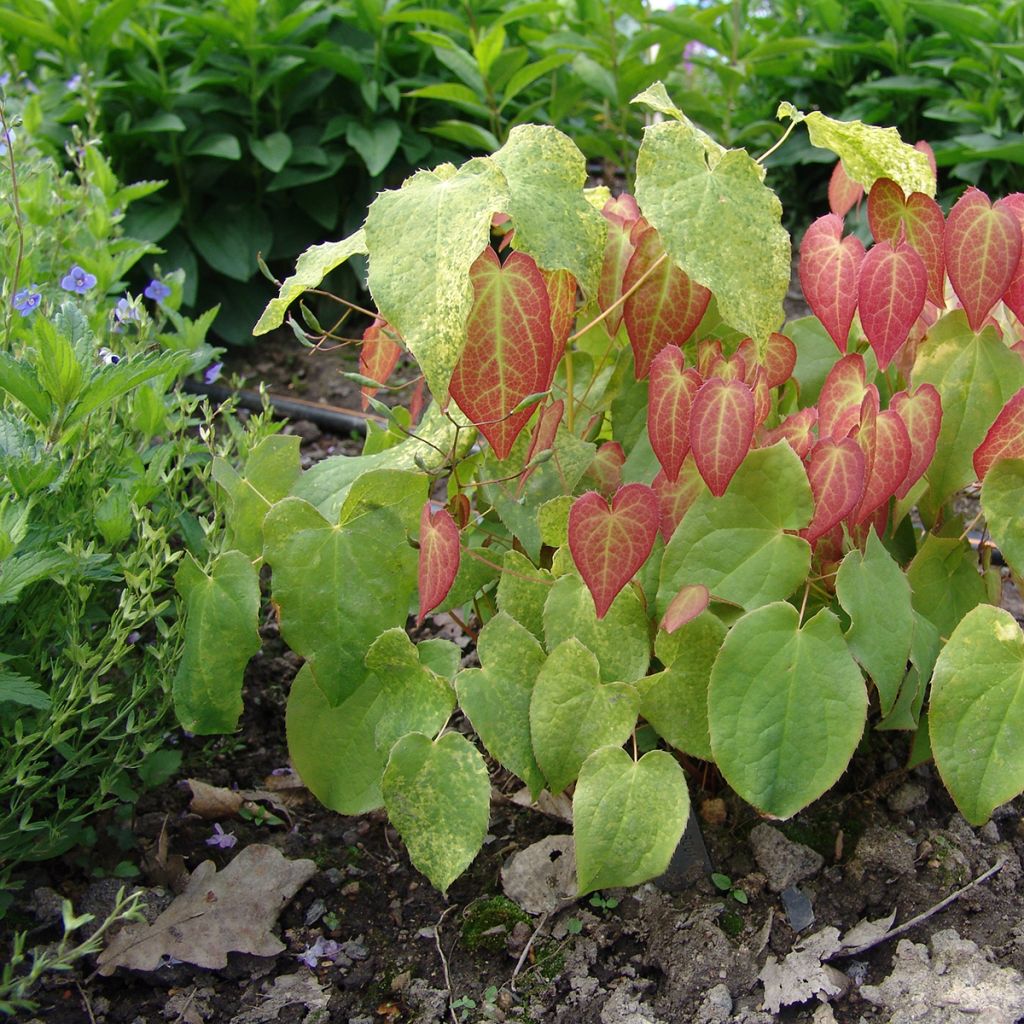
[748,824,824,892]
[694,982,732,1024]
[849,825,916,878]
[887,782,929,815]
[780,885,815,932]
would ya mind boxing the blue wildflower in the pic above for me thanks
[112,296,141,333]
[98,347,121,365]
[12,285,41,317]
[205,823,237,849]
[0,126,14,154]
[66,74,82,92]
[144,278,171,303]
[203,361,224,385]
[296,936,340,968]
[61,264,97,294]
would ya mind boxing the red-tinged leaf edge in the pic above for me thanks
[517,399,565,497]
[585,441,626,498]
[648,346,701,482]
[867,178,908,245]
[800,437,866,545]
[995,194,1024,324]
[764,332,797,390]
[544,269,576,381]
[817,353,867,441]
[890,384,942,498]
[851,408,912,524]
[660,584,711,634]
[799,214,865,354]
[828,159,864,218]
[690,377,755,497]
[974,386,1024,480]
[417,502,461,625]
[653,458,705,541]
[568,484,660,619]
[760,406,818,459]
[359,317,403,410]
[857,240,927,370]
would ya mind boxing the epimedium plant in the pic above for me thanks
[177,82,1024,896]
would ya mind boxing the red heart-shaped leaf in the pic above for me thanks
[828,159,864,218]
[760,406,819,459]
[858,240,927,370]
[585,441,626,498]
[799,438,866,544]
[653,458,706,541]
[623,228,711,378]
[359,317,403,410]
[889,384,943,498]
[603,192,641,228]
[660,584,711,634]
[851,408,912,524]
[648,346,702,482]
[543,269,576,381]
[866,177,907,245]
[597,212,636,338]
[568,484,660,619]
[995,195,1024,324]
[517,399,564,496]
[696,338,724,377]
[690,377,755,497]
[449,248,553,460]
[417,502,461,625]
[750,366,772,430]
[799,214,866,353]
[764,332,798,389]
[818,354,868,441]
[974,386,1024,480]
[945,187,1022,333]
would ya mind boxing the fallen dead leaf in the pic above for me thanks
[97,844,315,974]
[186,779,299,824]
[508,786,573,822]
[501,835,577,915]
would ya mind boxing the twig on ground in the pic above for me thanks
[432,905,459,1024]
[510,910,550,993]
[75,979,97,1024]
[831,855,1008,959]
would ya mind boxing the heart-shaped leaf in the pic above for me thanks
[763,331,798,389]
[760,406,818,459]
[543,269,576,379]
[858,241,927,370]
[930,605,1024,824]
[995,194,1024,323]
[709,603,867,819]
[945,187,1022,332]
[359,318,403,410]
[382,731,491,892]
[449,248,554,460]
[799,213,865,353]
[652,458,707,540]
[417,503,461,625]
[573,748,688,895]
[690,377,755,497]
[456,612,547,798]
[817,353,867,440]
[585,441,626,498]
[890,384,943,498]
[981,457,1024,576]
[974,386,1024,480]
[659,583,710,633]
[568,483,660,618]
[799,437,866,544]
[648,345,702,481]
[907,533,987,640]
[622,227,711,378]
[597,202,639,337]
[867,177,908,245]
[828,158,863,218]
[529,638,639,795]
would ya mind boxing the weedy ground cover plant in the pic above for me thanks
[177,82,1024,898]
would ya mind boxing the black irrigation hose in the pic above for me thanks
[184,379,384,436]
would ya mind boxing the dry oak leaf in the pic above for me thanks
[97,844,316,974]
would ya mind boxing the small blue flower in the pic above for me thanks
[12,285,41,317]
[112,296,141,333]
[144,278,171,303]
[98,347,121,365]
[203,361,223,385]
[0,126,14,154]
[205,823,237,849]
[66,74,82,92]
[61,264,97,294]
[296,936,340,968]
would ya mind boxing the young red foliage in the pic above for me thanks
[585,441,626,498]
[799,437,866,545]
[867,178,908,245]
[359,317,402,410]
[622,227,711,378]
[568,483,660,619]
[858,240,927,370]
[705,351,747,382]
[750,367,772,431]
[760,406,818,459]
[517,399,564,496]
[543,269,576,381]
[696,338,724,377]
[690,377,755,497]
[447,493,471,531]
[653,458,705,541]
[994,195,1024,325]
[764,332,798,389]
[648,345,702,482]
[660,583,711,634]
[408,377,425,426]
[889,384,942,498]
[597,215,637,337]
[417,502,461,625]
[828,158,863,218]
[817,354,868,440]
[799,214,865,353]
[449,248,553,460]
[974,386,1024,480]
[851,409,912,524]
[944,187,1022,332]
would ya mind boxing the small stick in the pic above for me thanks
[433,905,459,1024]
[510,910,550,992]
[831,855,1008,959]
[75,979,98,1024]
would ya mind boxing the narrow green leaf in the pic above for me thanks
[382,732,491,892]
[573,747,688,896]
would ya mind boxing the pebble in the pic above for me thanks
[749,823,824,892]
[887,782,928,815]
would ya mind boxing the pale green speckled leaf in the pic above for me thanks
[455,612,547,798]
[931,605,1024,824]
[573,747,688,896]
[254,229,367,335]
[633,113,790,346]
[543,572,650,684]
[382,731,491,893]
[365,160,510,403]
[778,103,935,197]
[982,457,1024,577]
[496,549,553,641]
[529,638,639,795]
[492,125,606,299]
